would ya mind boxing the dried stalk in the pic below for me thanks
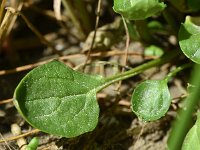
[0,0,7,23]
[0,7,16,44]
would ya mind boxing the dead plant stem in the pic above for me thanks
[0,129,40,143]
[115,17,130,91]
[18,12,62,56]
[61,0,85,40]
[0,132,12,150]
[84,0,102,66]
[6,1,23,37]
[0,7,16,44]
[0,51,148,76]
[0,98,12,105]
[0,0,7,23]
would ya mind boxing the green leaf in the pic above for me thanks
[131,80,171,121]
[182,114,200,150]
[13,60,105,138]
[144,45,164,57]
[148,20,163,29]
[26,137,39,150]
[179,16,200,64]
[113,0,166,20]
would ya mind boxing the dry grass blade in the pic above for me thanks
[84,0,102,66]
[0,132,12,150]
[18,12,63,56]
[0,129,40,143]
[61,0,85,40]
[0,7,16,44]
[0,50,147,76]
[54,0,62,20]
[6,1,24,37]
[0,98,12,105]
[0,0,7,23]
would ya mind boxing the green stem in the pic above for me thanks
[168,64,200,150]
[61,0,86,40]
[97,50,179,91]
[135,20,153,42]
[162,9,179,36]
[74,0,92,34]
[164,63,192,82]
[125,20,140,41]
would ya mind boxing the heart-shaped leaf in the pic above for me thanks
[179,16,200,64]
[13,60,105,138]
[131,80,171,121]
[182,114,200,150]
[113,0,166,20]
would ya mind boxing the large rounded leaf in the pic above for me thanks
[113,0,166,20]
[182,115,200,150]
[13,61,105,138]
[131,80,171,121]
[179,16,200,64]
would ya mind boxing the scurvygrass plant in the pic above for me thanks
[13,0,200,149]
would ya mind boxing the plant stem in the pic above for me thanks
[84,0,102,66]
[135,20,153,43]
[164,63,192,82]
[162,9,179,35]
[0,0,7,24]
[61,0,86,40]
[0,7,16,45]
[97,50,179,91]
[168,64,200,150]
[19,12,62,56]
[74,0,92,34]
[126,20,140,41]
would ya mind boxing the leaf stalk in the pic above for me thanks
[97,50,180,92]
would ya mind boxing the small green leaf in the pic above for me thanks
[179,16,200,64]
[144,45,164,57]
[182,114,200,150]
[13,60,105,138]
[131,80,171,121]
[148,20,163,29]
[26,137,39,150]
[113,0,166,20]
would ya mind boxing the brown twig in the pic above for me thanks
[61,0,85,40]
[6,1,24,37]
[53,0,62,20]
[0,0,7,24]
[18,12,63,56]
[0,50,151,76]
[0,132,13,150]
[0,7,16,44]
[115,17,130,91]
[0,98,12,105]
[0,129,40,143]
[84,0,102,66]
[122,17,130,68]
